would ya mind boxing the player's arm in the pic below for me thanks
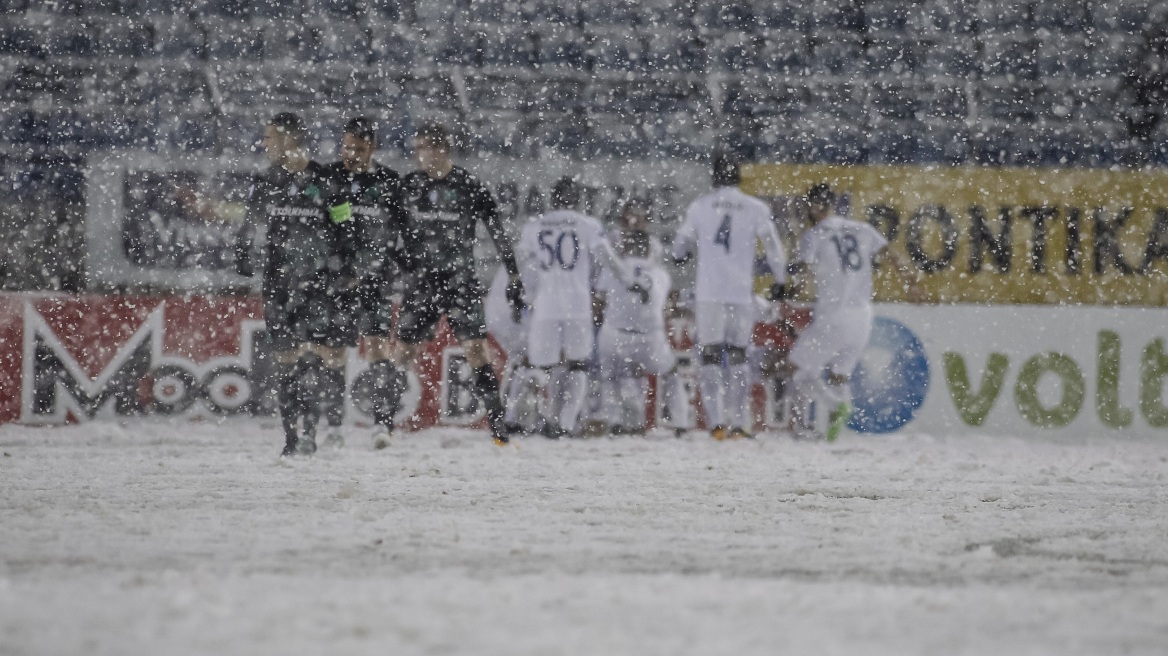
[474,180,526,315]
[595,235,649,299]
[324,175,361,291]
[671,212,697,263]
[473,180,520,278]
[873,246,926,302]
[234,177,265,277]
[758,215,789,301]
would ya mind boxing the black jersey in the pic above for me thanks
[325,160,402,282]
[236,160,351,345]
[399,166,519,278]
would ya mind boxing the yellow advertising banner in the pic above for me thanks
[742,164,1168,306]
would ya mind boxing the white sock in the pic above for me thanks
[726,362,751,430]
[598,376,621,427]
[619,376,648,429]
[503,366,528,424]
[559,369,589,432]
[698,363,725,428]
[662,373,694,429]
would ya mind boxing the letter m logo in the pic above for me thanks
[21,304,162,423]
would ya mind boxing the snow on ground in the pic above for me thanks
[1,418,1167,655]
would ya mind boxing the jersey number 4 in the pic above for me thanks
[538,229,580,270]
[713,215,732,252]
[830,234,862,272]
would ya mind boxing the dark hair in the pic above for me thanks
[712,152,741,187]
[268,112,307,144]
[344,116,377,144]
[551,176,581,210]
[414,122,451,150]
[621,229,651,259]
[806,183,835,206]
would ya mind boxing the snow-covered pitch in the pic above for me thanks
[1,419,1166,655]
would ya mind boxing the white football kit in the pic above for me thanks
[597,256,674,379]
[485,267,527,360]
[518,209,628,368]
[673,186,787,348]
[790,214,889,378]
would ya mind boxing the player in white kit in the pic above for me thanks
[789,183,919,441]
[484,266,546,434]
[518,177,645,437]
[596,229,685,434]
[673,155,787,440]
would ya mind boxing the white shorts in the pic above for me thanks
[695,302,756,348]
[789,306,873,378]
[528,319,594,367]
[597,327,676,378]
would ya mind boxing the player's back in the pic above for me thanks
[680,187,774,305]
[601,256,670,333]
[520,209,606,322]
[799,215,888,312]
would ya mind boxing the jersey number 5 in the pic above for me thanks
[538,229,580,270]
[713,214,732,252]
[830,234,862,272]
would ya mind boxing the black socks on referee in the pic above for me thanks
[472,364,506,436]
[320,365,346,430]
[276,355,325,455]
[368,359,406,432]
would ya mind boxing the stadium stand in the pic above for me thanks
[0,0,1160,166]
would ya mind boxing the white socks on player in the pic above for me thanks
[698,363,725,428]
[725,362,751,430]
[555,366,589,433]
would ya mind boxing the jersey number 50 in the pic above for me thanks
[538,229,580,270]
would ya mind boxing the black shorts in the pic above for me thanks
[263,286,359,351]
[395,268,486,344]
[356,276,395,338]
[262,288,303,353]
[306,288,360,348]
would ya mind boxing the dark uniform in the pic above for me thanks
[396,166,519,344]
[236,160,355,455]
[325,161,403,338]
[238,160,354,350]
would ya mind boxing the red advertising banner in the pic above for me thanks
[0,293,807,431]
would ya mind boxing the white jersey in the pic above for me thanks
[796,214,889,313]
[485,267,526,358]
[518,209,620,323]
[673,186,786,305]
[600,256,670,333]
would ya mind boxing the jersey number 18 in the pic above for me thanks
[830,233,862,272]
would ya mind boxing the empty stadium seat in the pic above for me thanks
[979,34,1040,81]
[203,17,263,60]
[810,32,864,77]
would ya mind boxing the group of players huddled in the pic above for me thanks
[243,111,921,457]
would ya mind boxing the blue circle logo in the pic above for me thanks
[848,317,929,433]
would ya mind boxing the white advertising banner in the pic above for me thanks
[83,153,708,291]
[851,304,1168,438]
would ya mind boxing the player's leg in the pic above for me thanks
[724,303,757,439]
[554,319,596,436]
[444,271,511,444]
[309,344,348,447]
[694,302,729,439]
[365,336,410,449]
[372,274,434,447]
[594,327,622,433]
[271,345,307,456]
[265,292,314,456]
[787,317,834,439]
[526,319,567,438]
[820,308,873,441]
